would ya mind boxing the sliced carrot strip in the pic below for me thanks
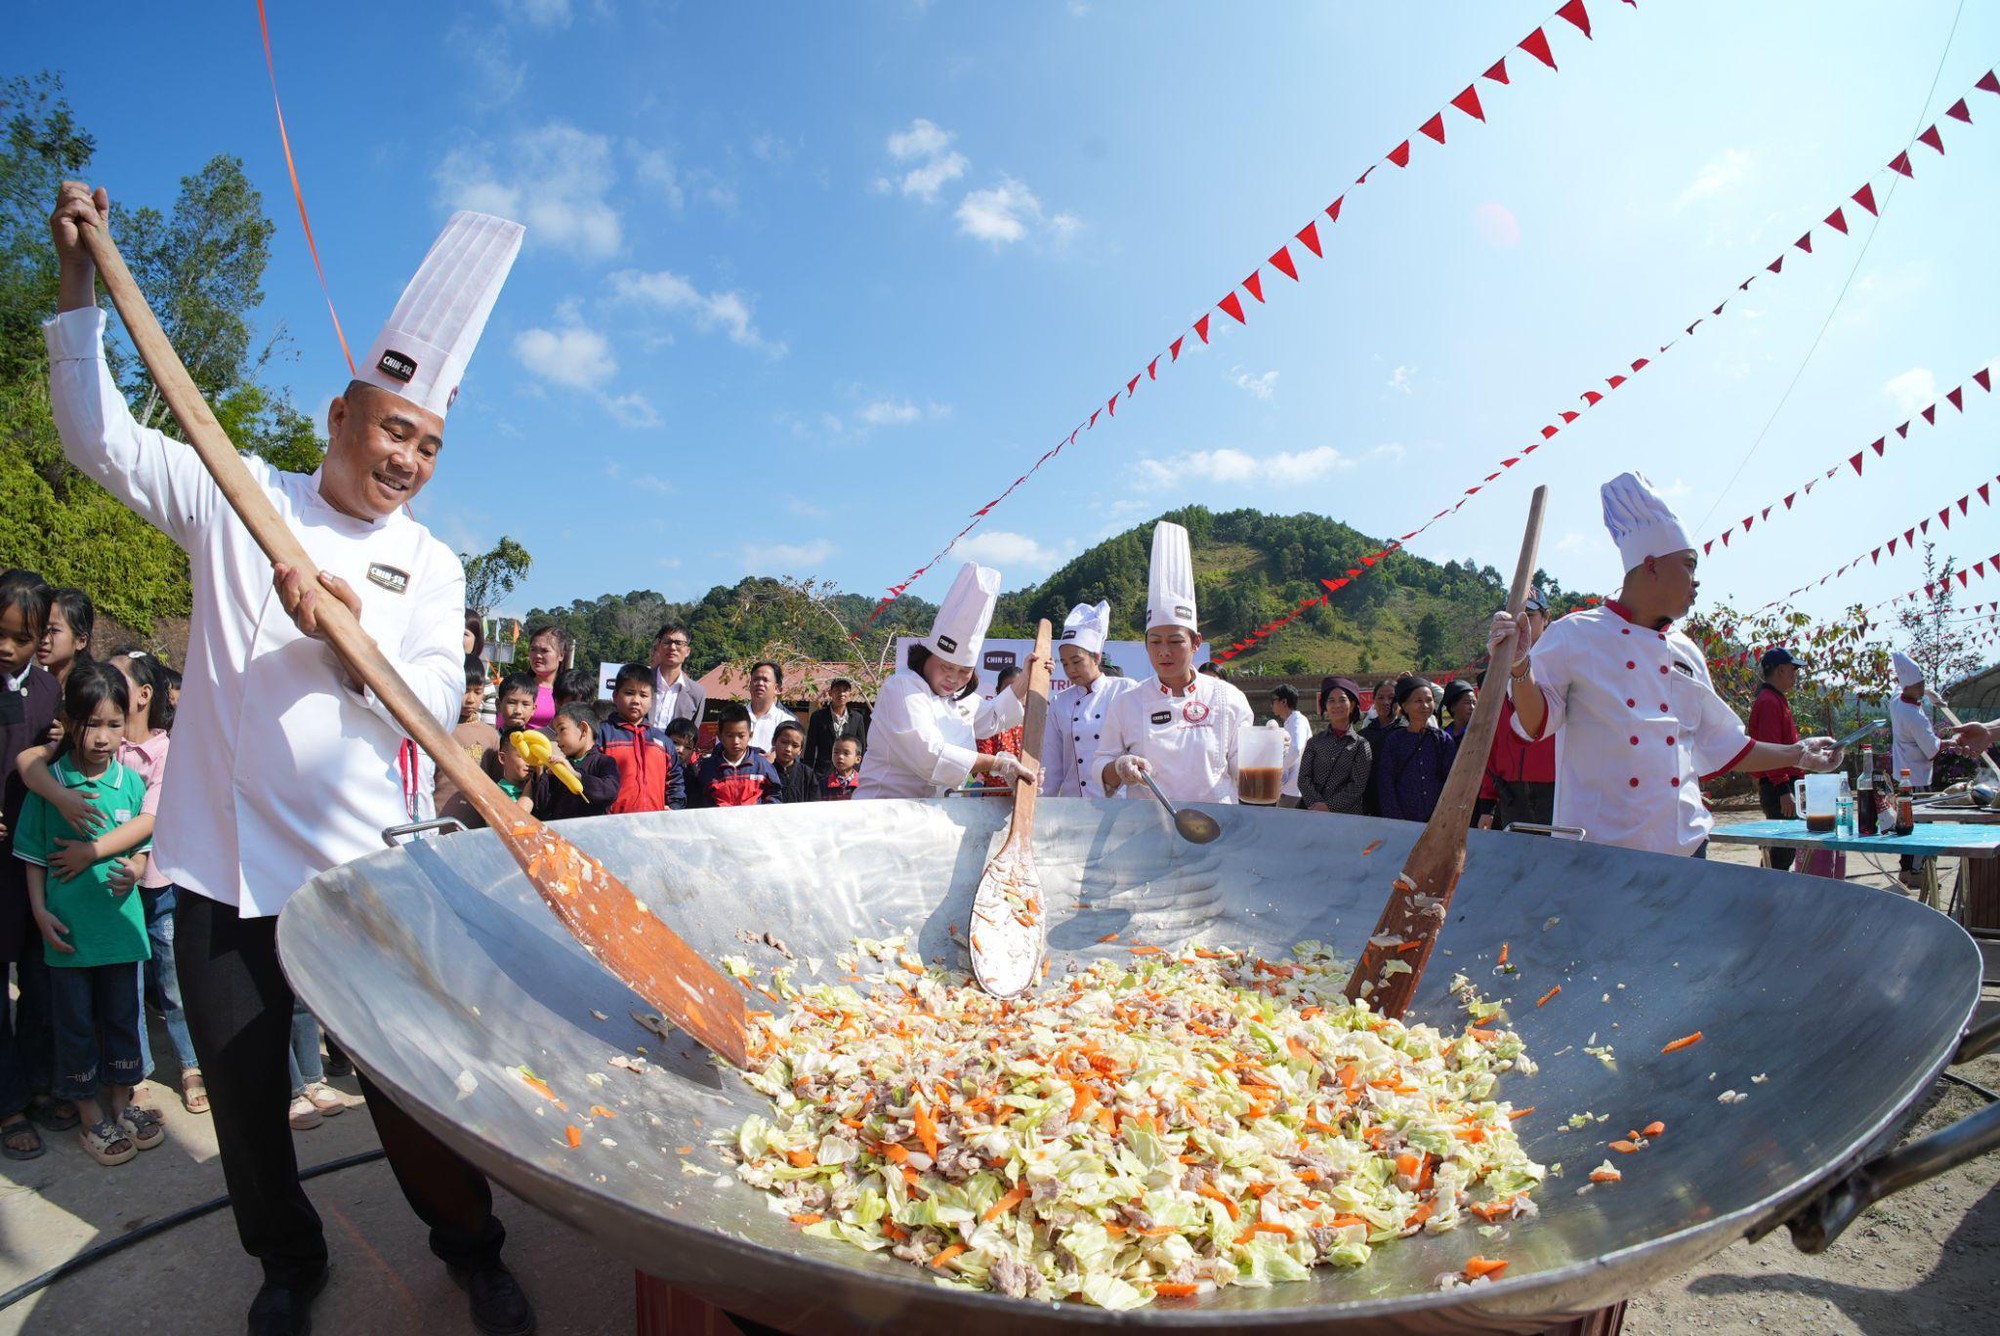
[1508,1106,1536,1119]
[786,1147,815,1168]
[982,1182,1031,1222]
[1536,985,1561,1007]
[1197,1183,1240,1221]
[1464,1255,1510,1279]
[1361,839,1383,856]
[929,1243,967,1270]
[1642,1120,1666,1137]
[789,1212,824,1226]
[912,1101,940,1160]
[1661,1031,1704,1054]
[1096,932,1119,943]
[1609,1140,1639,1154]
[564,1125,582,1149]
[1152,1282,1200,1297]
[1589,1166,1622,1183]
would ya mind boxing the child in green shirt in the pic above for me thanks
[13,663,154,1166]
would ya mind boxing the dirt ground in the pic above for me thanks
[0,809,1992,1334]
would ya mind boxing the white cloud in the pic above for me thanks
[856,398,924,428]
[1387,365,1417,395]
[514,308,616,390]
[607,269,785,355]
[451,24,525,102]
[1137,445,1352,490]
[1675,148,1752,211]
[1473,201,1520,247]
[601,391,660,429]
[603,460,672,491]
[1883,367,1937,415]
[759,540,836,570]
[436,122,621,261]
[629,145,684,210]
[959,175,1057,246]
[750,133,792,164]
[955,530,1071,578]
[506,0,573,24]
[885,119,967,201]
[1231,368,1278,400]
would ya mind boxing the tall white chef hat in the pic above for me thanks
[1892,651,1924,688]
[1059,601,1111,656]
[1146,521,1199,633]
[1600,471,1693,573]
[356,212,525,419]
[926,562,1001,669]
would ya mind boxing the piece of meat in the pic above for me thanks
[988,1254,1032,1299]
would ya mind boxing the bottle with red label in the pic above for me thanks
[1894,768,1916,837]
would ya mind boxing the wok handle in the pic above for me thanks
[1785,1016,2000,1253]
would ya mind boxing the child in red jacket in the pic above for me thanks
[596,664,686,813]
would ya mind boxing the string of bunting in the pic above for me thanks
[869,0,1629,623]
[1702,359,1996,556]
[255,0,353,376]
[1214,65,2000,661]
[1869,538,2000,612]
[1751,470,2000,612]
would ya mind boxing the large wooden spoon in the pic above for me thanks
[1345,485,1547,1019]
[970,619,1052,997]
[78,218,750,1068]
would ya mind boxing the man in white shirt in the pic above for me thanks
[1041,601,1139,798]
[1270,684,1313,804]
[643,621,705,730]
[1887,651,1946,888]
[1490,472,1840,858]
[48,185,534,1336]
[744,660,796,752]
[1099,523,1255,804]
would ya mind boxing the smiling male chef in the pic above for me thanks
[1488,472,1842,857]
[1097,522,1254,803]
[49,184,535,1336]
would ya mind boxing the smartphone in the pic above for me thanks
[1835,719,1887,750]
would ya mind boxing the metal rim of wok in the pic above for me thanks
[279,800,1987,1334]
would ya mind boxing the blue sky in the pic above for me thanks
[12,1,1999,637]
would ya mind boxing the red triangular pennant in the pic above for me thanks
[1088,408,1100,429]
[1419,112,1447,145]
[1607,374,1627,389]
[1982,483,1993,505]
[1976,367,1992,391]
[1948,386,1964,411]
[1169,336,1185,362]
[1242,271,1265,303]
[1268,246,1298,281]
[1556,0,1592,38]
[1959,570,1970,586]
[1125,375,1140,397]
[1452,85,1486,122]
[1872,548,1881,565]
[1484,57,1511,85]
[1194,315,1211,344]
[1703,540,1715,556]
[1852,182,1879,215]
[1960,496,1971,516]
[1888,150,1913,177]
[1147,356,1159,379]
[1387,139,1413,168]
[1888,538,1899,555]
[1850,452,1864,475]
[1218,292,1246,324]
[1784,493,1796,509]
[1824,207,1849,234]
[1560,410,1580,423]
[1518,26,1557,69]
[1721,532,1731,547]
[1761,506,1772,521]
[1922,404,1937,425]
[1632,357,1650,371]
[1976,70,1999,95]
[1946,97,1972,123]
[1795,232,1813,254]
[1896,421,1910,437]
[1917,124,1945,154]
[1325,195,1345,223]
[1294,220,1322,258]
[1905,528,1916,544]
[1767,255,1784,274]
[1869,437,1885,456]
[1541,425,1560,439]
[1581,390,1604,405]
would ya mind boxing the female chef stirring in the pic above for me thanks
[1488,472,1842,857]
[1097,522,1256,802]
[855,562,1039,799]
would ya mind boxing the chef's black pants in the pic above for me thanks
[175,890,506,1288]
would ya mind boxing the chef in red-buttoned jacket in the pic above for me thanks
[1487,473,1842,858]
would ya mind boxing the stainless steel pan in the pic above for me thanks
[278,800,1999,1334]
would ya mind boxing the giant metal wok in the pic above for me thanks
[278,799,1997,1333]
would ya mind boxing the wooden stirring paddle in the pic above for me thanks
[1345,485,1547,1019]
[77,219,750,1068]
[970,619,1053,997]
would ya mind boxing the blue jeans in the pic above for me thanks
[50,962,144,1103]
[288,1003,323,1096]
[136,886,199,1079]
[0,955,56,1118]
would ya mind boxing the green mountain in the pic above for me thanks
[990,506,1591,678]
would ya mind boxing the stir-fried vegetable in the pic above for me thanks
[722,935,1542,1309]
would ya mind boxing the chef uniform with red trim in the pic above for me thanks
[1040,601,1140,798]
[1096,522,1254,805]
[1512,475,1752,857]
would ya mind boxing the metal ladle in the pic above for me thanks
[1137,770,1222,843]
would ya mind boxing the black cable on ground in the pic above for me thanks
[1942,1070,2000,1104]
[0,1148,386,1312]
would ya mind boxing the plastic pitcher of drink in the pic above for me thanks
[1237,723,1288,806]
[1801,773,1842,835]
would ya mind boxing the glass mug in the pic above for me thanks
[1237,724,1288,806]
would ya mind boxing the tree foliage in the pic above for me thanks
[462,535,534,616]
[1685,601,1893,736]
[1897,543,1983,691]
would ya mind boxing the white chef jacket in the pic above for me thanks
[47,308,464,917]
[1514,601,1752,857]
[1279,708,1314,799]
[1097,674,1255,805]
[747,700,797,753]
[855,669,1025,800]
[1889,696,1943,788]
[1041,674,1142,798]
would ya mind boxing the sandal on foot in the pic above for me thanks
[303,1082,345,1117]
[181,1070,209,1115]
[120,1104,165,1151]
[78,1119,137,1166]
[28,1096,79,1133]
[0,1115,44,1161]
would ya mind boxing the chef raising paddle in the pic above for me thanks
[1488,471,1844,858]
[49,184,536,1336]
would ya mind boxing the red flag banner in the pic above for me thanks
[1755,470,2000,612]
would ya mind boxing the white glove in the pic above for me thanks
[1113,755,1152,786]
[1487,609,1530,672]
[988,752,1039,787]
[1796,737,1845,774]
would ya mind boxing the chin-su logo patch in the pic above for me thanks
[367,563,411,595]
[1150,709,1173,726]
[1174,604,1194,620]
[936,635,958,654]
[1060,628,1077,640]
[376,349,417,383]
